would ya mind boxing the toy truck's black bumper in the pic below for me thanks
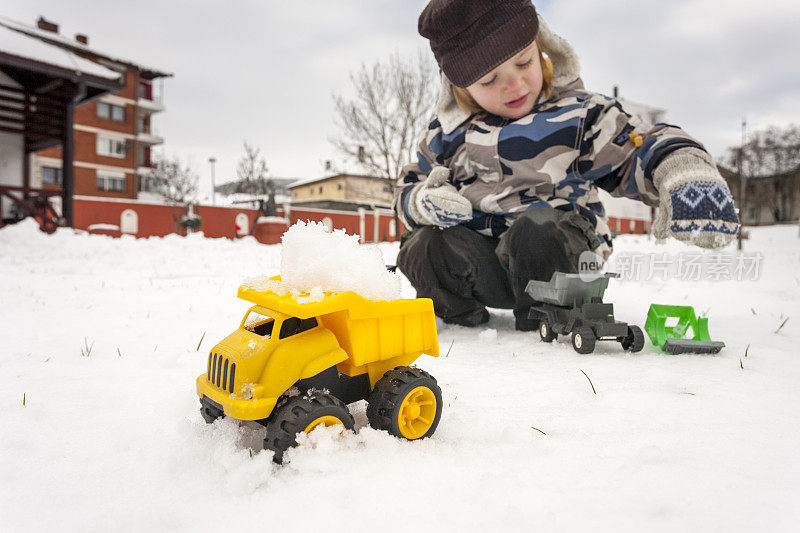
[200,396,225,423]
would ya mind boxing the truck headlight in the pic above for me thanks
[241,384,254,400]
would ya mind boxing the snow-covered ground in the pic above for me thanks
[2,219,799,532]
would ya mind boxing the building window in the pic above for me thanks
[97,171,126,192]
[319,186,323,194]
[337,182,343,190]
[97,136,127,158]
[41,166,62,185]
[97,102,125,122]
[138,116,148,134]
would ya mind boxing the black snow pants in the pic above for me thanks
[397,207,602,327]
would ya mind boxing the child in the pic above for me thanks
[393,0,740,329]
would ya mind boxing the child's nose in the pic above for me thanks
[505,75,525,93]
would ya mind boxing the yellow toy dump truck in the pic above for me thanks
[196,276,441,462]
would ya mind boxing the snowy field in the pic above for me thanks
[2,219,799,532]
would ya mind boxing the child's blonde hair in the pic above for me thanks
[452,37,553,116]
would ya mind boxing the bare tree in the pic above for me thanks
[236,142,273,195]
[149,154,199,205]
[725,123,800,177]
[724,123,800,223]
[330,51,438,180]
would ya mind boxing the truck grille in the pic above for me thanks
[207,351,236,394]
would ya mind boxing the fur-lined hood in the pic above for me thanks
[435,15,583,134]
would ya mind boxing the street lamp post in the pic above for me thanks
[208,157,217,206]
[737,119,746,251]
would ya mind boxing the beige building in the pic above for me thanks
[720,166,800,226]
[289,173,393,209]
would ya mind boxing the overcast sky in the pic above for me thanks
[5,0,800,199]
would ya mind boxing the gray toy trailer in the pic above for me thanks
[525,272,644,354]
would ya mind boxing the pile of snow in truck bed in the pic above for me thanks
[244,220,401,302]
[1,218,799,532]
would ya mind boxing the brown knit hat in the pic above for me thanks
[418,0,539,88]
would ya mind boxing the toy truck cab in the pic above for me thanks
[197,276,442,462]
[200,305,340,421]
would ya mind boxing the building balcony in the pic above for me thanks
[136,130,164,145]
[137,97,165,113]
[138,80,165,113]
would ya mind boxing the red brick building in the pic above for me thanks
[5,17,171,202]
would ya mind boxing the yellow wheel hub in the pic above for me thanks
[397,386,437,440]
[304,415,343,433]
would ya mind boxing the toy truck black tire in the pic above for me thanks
[572,327,596,354]
[539,319,557,342]
[621,325,645,352]
[367,366,442,441]
[263,391,355,464]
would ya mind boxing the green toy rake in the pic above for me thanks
[645,304,725,354]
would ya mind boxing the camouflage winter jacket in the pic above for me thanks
[393,86,706,253]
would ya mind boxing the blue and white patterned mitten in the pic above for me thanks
[652,148,740,248]
[408,166,473,227]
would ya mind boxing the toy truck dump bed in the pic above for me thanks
[236,279,440,382]
[525,272,618,306]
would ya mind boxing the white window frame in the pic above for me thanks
[97,171,127,192]
[96,136,127,158]
[97,102,125,122]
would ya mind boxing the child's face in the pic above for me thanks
[466,42,543,120]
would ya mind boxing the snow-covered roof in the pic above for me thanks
[0,20,121,81]
[287,176,330,189]
[288,173,386,189]
[0,16,170,79]
[197,192,292,207]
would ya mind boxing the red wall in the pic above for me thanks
[71,199,403,243]
[608,216,649,235]
[75,198,186,236]
[193,205,260,239]
[70,199,651,243]
[288,208,401,242]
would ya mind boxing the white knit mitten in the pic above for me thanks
[408,166,473,227]
[652,148,740,248]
